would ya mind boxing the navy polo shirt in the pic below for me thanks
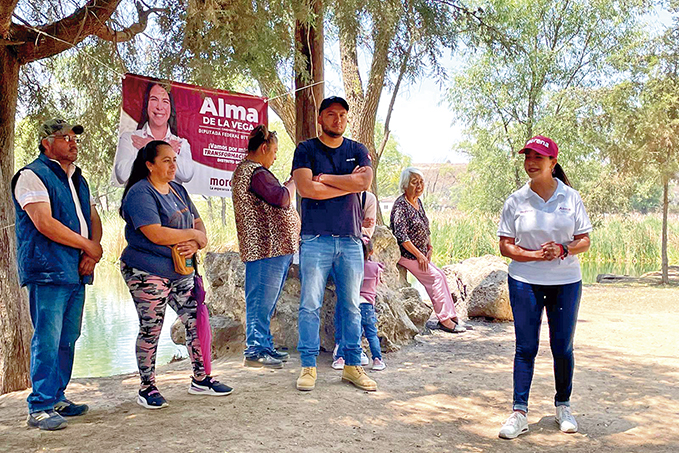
[292,137,371,236]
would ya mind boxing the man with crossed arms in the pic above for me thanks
[292,96,377,392]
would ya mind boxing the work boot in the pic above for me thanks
[296,367,317,391]
[341,365,377,391]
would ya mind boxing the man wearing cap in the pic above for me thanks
[12,119,103,430]
[291,96,377,392]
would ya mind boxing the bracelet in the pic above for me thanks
[559,244,569,259]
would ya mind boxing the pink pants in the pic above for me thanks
[398,257,457,322]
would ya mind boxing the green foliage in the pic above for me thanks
[424,210,679,269]
[16,40,125,204]
[374,123,412,197]
[449,0,650,214]
[427,210,499,265]
[159,0,299,91]
[267,120,296,182]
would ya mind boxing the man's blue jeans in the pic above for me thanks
[508,276,582,413]
[244,254,293,357]
[26,283,86,413]
[298,235,364,367]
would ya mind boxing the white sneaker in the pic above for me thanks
[360,351,369,366]
[498,411,528,439]
[332,344,340,361]
[556,406,578,433]
[331,357,345,370]
[372,358,386,371]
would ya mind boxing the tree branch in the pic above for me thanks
[94,2,165,43]
[0,0,19,39]
[338,14,364,140]
[377,41,412,162]
[258,77,296,142]
[8,1,161,64]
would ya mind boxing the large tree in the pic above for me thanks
[448,0,649,213]
[165,1,485,221]
[0,0,159,394]
[584,24,679,284]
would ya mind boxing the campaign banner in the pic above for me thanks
[112,73,268,197]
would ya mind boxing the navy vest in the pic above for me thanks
[11,153,93,286]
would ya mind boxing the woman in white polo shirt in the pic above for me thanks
[497,135,592,439]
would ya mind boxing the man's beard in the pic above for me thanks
[321,125,343,138]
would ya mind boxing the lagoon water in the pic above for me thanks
[73,260,656,378]
[72,265,187,379]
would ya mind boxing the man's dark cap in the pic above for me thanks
[319,96,349,114]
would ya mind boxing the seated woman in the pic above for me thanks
[119,140,231,410]
[231,125,300,368]
[390,167,466,333]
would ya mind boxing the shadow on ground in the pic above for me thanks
[1,285,677,453]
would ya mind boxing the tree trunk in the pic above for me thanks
[661,175,669,285]
[0,47,32,394]
[294,0,324,144]
[206,196,214,224]
[294,1,323,215]
[338,11,399,226]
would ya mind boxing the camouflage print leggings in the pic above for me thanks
[121,263,205,387]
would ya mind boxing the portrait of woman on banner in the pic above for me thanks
[114,82,195,185]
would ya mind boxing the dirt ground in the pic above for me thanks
[1,284,678,453]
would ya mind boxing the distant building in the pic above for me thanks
[379,196,396,213]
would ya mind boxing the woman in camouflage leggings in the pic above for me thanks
[121,265,201,385]
[119,140,233,409]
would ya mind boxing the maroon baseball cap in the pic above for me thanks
[519,135,558,158]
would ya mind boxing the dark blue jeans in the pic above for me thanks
[244,254,293,357]
[335,301,382,360]
[26,283,86,413]
[507,276,582,413]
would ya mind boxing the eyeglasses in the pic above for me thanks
[49,134,82,144]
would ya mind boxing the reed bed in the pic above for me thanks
[100,204,678,269]
[426,209,679,267]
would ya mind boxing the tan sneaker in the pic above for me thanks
[296,367,317,391]
[342,365,377,391]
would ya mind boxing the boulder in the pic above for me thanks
[442,255,513,321]
[170,314,245,358]
[171,225,432,357]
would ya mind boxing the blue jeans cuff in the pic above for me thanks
[513,404,529,413]
[555,401,570,407]
[300,357,317,368]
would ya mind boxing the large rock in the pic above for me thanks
[171,314,245,358]
[442,255,513,321]
[172,225,432,357]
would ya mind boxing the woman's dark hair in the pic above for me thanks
[247,125,278,152]
[119,140,170,217]
[137,82,178,136]
[552,161,571,187]
[362,236,373,260]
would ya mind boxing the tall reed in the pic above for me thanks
[99,204,679,268]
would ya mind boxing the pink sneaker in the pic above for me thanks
[372,358,386,371]
[332,357,345,370]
